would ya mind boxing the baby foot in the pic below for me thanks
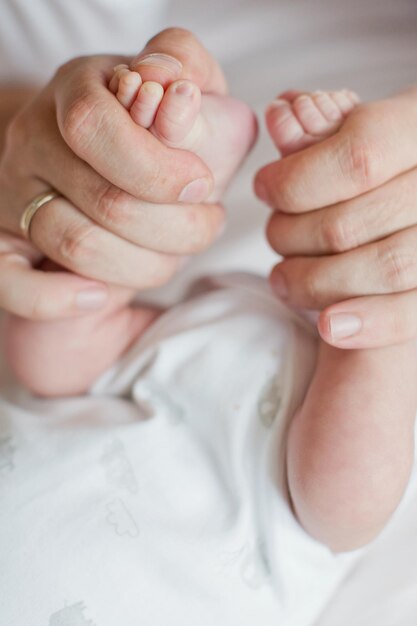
[109,64,257,201]
[265,88,360,157]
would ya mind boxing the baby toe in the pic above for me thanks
[130,81,165,128]
[265,99,306,155]
[312,91,343,123]
[276,89,304,103]
[293,94,330,136]
[108,64,129,93]
[152,80,201,146]
[330,89,359,115]
[116,70,142,109]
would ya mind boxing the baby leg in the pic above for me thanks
[5,275,161,397]
[266,89,417,551]
[287,341,417,552]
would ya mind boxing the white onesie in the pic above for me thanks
[0,274,381,626]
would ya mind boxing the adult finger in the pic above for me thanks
[131,27,228,94]
[30,196,183,288]
[270,225,417,309]
[318,291,417,349]
[255,88,417,212]
[267,166,417,256]
[55,56,213,205]
[0,246,109,320]
[6,102,224,254]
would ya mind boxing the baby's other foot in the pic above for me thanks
[110,64,257,201]
[266,88,360,157]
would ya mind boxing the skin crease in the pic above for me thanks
[2,35,417,333]
[0,23,416,555]
[0,29,253,320]
[6,80,417,553]
[256,86,417,348]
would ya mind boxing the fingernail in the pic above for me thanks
[178,178,211,203]
[329,313,362,340]
[271,272,288,300]
[76,287,108,310]
[133,53,182,76]
[172,80,196,98]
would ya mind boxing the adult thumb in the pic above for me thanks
[130,27,227,94]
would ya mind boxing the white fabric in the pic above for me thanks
[0,275,360,625]
[1,1,417,624]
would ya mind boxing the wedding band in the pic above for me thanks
[20,189,61,240]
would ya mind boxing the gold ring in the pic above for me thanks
[20,189,61,240]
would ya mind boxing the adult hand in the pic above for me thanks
[0,28,227,320]
[255,86,417,349]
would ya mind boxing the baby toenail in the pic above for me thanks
[296,94,311,103]
[178,178,211,203]
[265,99,289,115]
[270,99,289,107]
[113,63,129,72]
[141,82,163,97]
[173,81,195,97]
[133,53,182,76]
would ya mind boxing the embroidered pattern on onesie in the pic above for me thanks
[100,437,139,495]
[0,435,15,475]
[99,437,140,538]
[257,376,283,428]
[104,498,140,538]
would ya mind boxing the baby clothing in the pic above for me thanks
[0,274,380,626]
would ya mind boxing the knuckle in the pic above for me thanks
[340,133,382,192]
[54,56,87,80]
[378,238,416,291]
[301,265,323,308]
[268,166,301,213]
[58,221,98,268]
[60,92,103,155]
[320,211,358,253]
[95,185,132,228]
[182,205,222,252]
